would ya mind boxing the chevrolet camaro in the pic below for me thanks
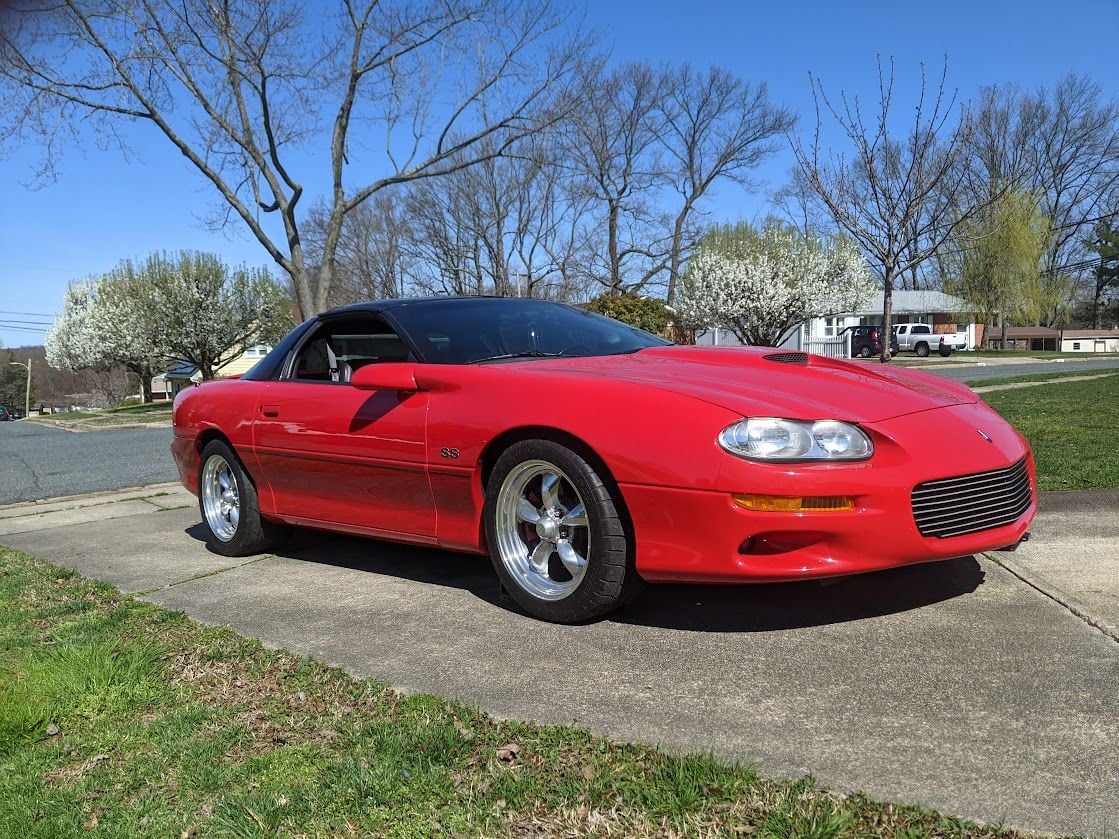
[171,297,1036,622]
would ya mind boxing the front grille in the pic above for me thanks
[911,459,1031,538]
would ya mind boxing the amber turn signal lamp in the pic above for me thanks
[732,494,855,513]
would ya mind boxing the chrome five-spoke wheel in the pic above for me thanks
[201,454,240,542]
[494,460,591,601]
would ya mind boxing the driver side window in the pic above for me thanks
[288,316,411,384]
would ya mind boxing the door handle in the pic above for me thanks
[260,404,279,418]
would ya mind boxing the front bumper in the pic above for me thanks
[625,403,1037,583]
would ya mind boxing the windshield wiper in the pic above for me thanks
[467,350,567,364]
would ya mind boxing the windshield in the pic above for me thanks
[387,298,671,364]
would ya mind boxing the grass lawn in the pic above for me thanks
[0,546,1032,839]
[893,350,1119,365]
[980,374,1119,491]
[966,350,1119,359]
[964,371,1119,388]
[31,402,173,426]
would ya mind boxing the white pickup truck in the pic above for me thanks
[892,324,968,357]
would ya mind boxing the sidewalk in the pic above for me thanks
[993,490,1119,641]
[0,483,1116,836]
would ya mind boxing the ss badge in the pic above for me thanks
[440,447,460,459]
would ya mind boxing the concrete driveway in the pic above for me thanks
[1,484,1116,837]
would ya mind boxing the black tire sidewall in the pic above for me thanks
[484,440,631,623]
[197,439,276,557]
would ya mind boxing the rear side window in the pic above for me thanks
[913,325,931,334]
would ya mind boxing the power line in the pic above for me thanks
[0,310,53,317]
[0,318,52,326]
[0,325,48,333]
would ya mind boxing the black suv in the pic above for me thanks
[839,325,900,358]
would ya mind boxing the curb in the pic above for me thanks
[26,418,172,433]
[0,481,183,513]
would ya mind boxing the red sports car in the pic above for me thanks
[172,297,1035,622]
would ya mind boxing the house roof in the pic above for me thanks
[1061,329,1119,338]
[849,290,974,317]
[157,361,200,380]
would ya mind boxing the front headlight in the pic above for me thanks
[718,418,873,462]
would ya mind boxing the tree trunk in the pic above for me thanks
[607,202,621,294]
[880,268,895,363]
[130,362,153,403]
[666,209,688,304]
[1092,263,1105,329]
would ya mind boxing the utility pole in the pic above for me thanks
[8,359,31,418]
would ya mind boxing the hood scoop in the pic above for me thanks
[763,351,809,365]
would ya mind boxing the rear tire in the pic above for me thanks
[484,440,639,622]
[198,439,289,557]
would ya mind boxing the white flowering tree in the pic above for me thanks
[46,252,293,403]
[45,282,102,371]
[138,252,293,380]
[674,222,874,346]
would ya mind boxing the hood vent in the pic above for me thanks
[763,352,809,365]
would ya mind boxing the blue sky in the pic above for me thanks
[1,0,1116,348]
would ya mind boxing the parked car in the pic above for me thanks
[893,324,967,357]
[0,405,11,421]
[838,325,900,358]
[172,297,1036,623]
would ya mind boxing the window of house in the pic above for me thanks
[1072,342,1081,350]
[245,343,273,358]
[823,317,842,338]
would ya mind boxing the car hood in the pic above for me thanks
[521,346,979,423]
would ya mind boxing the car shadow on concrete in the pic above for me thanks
[185,523,984,633]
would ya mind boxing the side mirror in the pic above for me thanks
[350,362,420,392]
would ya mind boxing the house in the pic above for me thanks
[797,290,979,354]
[696,290,979,357]
[1059,329,1119,353]
[151,343,273,400]
[993,327,1061,351]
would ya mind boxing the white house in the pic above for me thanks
[1059,329,1119,353]
[151,343,273,400]
[696,290,980,357]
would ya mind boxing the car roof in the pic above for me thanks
[322,296,534,318]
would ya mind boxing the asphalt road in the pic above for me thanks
[0,420,177,505]
[918,356,1119,382]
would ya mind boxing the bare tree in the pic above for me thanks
[399,136,591,300]
[561,62,673,294]
[658,64,795,301]
[773,167,835,238]
[304,195,414,305]
[792,58,988,361]
[962,76,1119,322]
[1,0,586,317]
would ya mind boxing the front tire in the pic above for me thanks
[198,439,289,556]
[484,440,638,622]
[915,342,930,357]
